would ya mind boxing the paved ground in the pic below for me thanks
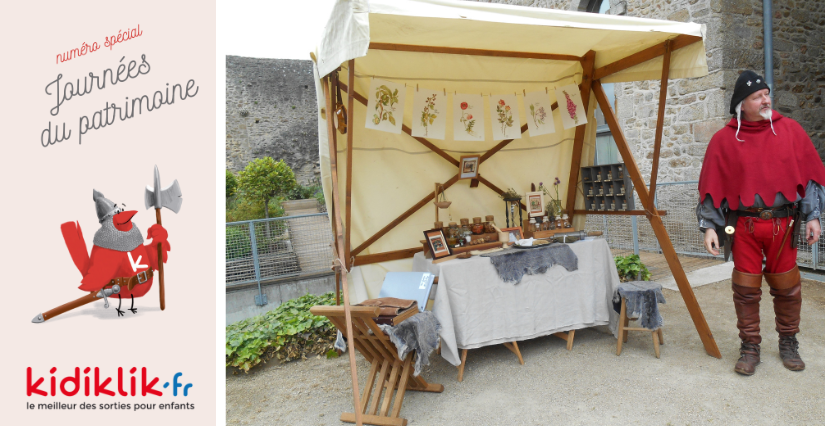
[227,274,825,425]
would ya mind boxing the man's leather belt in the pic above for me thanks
[739,205,794,220]
[108,270,153,291]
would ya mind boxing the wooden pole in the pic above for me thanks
[368,42,582,62]
[593,80,721,359]
[566,51,596,223]
[649,40,671,204]
[323,75,364,425]
[329,71,342,306]
[345,59,355,269]
[593,34,701,80]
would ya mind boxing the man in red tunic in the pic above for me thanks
[697,70,825,375]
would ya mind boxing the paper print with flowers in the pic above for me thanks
[411,88,446,139]
[364,78,406,134]
[523,90,556,137]
[452,93,485,141]
[490,94,521,140]
[555,83,587,130]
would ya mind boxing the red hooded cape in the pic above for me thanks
[698,111,825,209]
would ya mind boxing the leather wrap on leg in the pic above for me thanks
[732,269,763,345]
[766,266,802,336]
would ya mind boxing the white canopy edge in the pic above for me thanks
[317,0,707,82]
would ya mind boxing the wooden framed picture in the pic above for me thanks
[423,228,453,259]
[500,227,523,243]
[459,155,479,180]
[526,191,544,217]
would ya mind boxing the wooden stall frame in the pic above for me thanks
[319,35,719,420]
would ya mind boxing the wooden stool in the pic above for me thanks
[616,296,664,358]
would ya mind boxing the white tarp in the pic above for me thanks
[313,0,708,301]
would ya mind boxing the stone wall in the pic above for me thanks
[472,0,825,183]
[225,56,320,185]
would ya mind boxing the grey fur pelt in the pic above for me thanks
[481,243,578,284]
[379,312,441,376]
[613,281,666,330]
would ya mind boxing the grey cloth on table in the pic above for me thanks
[334,312,441,377]
[379,312,441,376]
[612,281,666,330]
[480,243,578,284]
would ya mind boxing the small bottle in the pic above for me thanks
[529,218,536,233]
[563,214,571,228]
[556,216,563,229]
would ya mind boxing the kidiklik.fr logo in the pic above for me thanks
[27,367,192,397]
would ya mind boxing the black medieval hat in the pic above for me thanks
[729,70,770,115]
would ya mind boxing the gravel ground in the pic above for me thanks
[227,278,825,425]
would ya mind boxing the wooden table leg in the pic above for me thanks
[658,328,664,345]
[617,297,627,356]
[503,341,525,365]
[652,330,661,359]
[553,330,576,351]
[457,349,468,382]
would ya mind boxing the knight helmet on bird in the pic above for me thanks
[60,189,170,316]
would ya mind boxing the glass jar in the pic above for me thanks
[447,222,459,246]
[528,218,536,233]
[556,216,563,229]
[563,214,571,228]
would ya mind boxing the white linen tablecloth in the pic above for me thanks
[413,239,620,366]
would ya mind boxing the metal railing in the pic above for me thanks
[226,213,334,305]
[585,181,824,269]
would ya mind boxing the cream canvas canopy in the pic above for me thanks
[312,2,719,420]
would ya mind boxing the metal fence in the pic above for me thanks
[585,180,825,270]
[226,213,334,304]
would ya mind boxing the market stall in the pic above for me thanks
[312,0,719,423]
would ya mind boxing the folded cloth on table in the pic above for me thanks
[379,312,441,376]
[612,281,666,330]
[481,243,578,284]
[516,238,535,247]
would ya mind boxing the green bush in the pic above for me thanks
[226,292,339,373]
[614,254,651,282]
[226,170,238,198]
[226,194,285,223]
[238,157,297,219]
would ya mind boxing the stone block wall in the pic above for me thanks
[471,0,825,182]
[226,56,320,185]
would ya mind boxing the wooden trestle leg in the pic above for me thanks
[341,352,444,426]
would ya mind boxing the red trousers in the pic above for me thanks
[731,216,797,274]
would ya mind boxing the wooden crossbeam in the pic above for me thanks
[476,174,527,211]
[593,34,701,81]
[351,174,460,257]
[593,80,721,359]
[322,75,363,424]
[649,41,672,203]
[353,247,424,266]
[369,42,582,62]
[566,51,596,223]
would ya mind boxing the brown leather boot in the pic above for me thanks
[734,342,761,376]
[732,269,763,375]
[765,266,804,371]
[778,334,805,371]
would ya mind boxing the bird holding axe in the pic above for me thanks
[32,166,182,323]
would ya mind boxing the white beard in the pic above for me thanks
[759,107,772,120]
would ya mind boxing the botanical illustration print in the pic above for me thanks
[563,91,578,125]
[373,85,399,126]
[523,90,556,137]
[459,102,476,136]
[555,83,587,130]
[529,103,546,126]
[420,94,439,136]
[411,88,446,139]
[365,78,405,134]
[490,94,520,141]
[453,93,485,141]
[496,99,514,136]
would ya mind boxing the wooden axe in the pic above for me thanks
[144,165,182,311]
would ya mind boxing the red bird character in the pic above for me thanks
[61,189,170,317]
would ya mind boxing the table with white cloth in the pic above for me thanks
[412,238,620,367]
